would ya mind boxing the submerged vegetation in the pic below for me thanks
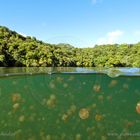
[0,26,140,67]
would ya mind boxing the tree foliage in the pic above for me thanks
[0,26,140,67]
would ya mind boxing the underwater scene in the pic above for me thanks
[0,67,140,140]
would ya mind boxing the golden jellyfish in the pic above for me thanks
[95,114,103,121]
[46,99,56,108]
[123,84,129,90]
[49,82,55,89]
[79,108,89,120]
[63,83,68,88]
[62,114,68,121]
[12,93,21,102]
[19,115,25,122]
[136,102,140,114]
[98,95,104,101]
[46,135,51,140]
[70,105,77,113]
[50,94,56,100]
[75,134,81,140]
[92,103,96,108]
[108,80,118,88]
[13,103,20,110]
[46,94,57,108]
[93,84,101,93]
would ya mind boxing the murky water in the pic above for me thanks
[0,67,140,140]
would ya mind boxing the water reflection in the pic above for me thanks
[0,67,140,77]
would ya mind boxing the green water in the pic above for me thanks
[0,68,140,140]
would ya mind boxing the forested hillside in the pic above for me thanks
[0,26,140,67]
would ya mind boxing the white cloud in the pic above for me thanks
[19,32,27,37]
[134,31,140,36]
[96,30,124,45]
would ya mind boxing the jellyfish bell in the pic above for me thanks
[136,102,140,114]
[79,108,89,120]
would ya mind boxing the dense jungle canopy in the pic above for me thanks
[0,26,140,67]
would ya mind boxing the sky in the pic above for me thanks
[0,0,140,48]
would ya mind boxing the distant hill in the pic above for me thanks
[0,26,140,67]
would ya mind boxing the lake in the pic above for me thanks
[0,67,140,140]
